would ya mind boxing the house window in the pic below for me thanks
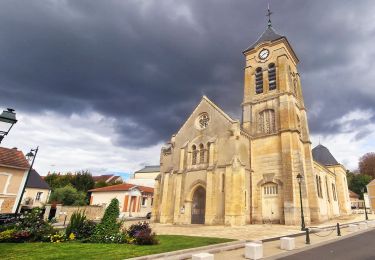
[192,145,197,165]
[258,109,276,134]
[35,192,43,201]
[255,67,263,94]
[142,197,147,206]
[332,184,337,201]
[268,63,276,90]
[199,143,205,164]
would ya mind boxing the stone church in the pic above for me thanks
[152,17,352,226]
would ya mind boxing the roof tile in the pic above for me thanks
[0,147,29,169]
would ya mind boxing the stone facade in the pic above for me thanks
[153,24,351,226]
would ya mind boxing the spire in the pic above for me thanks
[266,3,272,27]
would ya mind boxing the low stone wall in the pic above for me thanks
[44,204,105,222]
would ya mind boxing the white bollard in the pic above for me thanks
[280,237,295,251]
[359,222,368,230]
[348,224,358,232]
[245,242,263,260]
[192,252,214,260]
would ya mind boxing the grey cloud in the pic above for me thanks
[1,0,375,148]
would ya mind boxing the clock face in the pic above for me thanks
[259,49,270,60]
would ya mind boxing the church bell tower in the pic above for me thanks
[242,9,317,225]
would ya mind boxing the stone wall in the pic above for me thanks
[44,204,105,222]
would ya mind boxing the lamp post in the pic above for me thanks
[296,173,306,231]
[0,108,17,144]
[15,147,39,213]
[362,187,369,221]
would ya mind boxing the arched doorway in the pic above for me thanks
[191,186,206,224]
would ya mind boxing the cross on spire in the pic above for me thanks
[266,3,272,27]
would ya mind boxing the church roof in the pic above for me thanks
[243,26,284,53]
[135,165,160,173]
[312,144,339,166]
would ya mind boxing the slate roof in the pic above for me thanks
[135,165,160,173]
[26,169,50,190]
[312,144,339,166]
[89,183,154,193]
[0,147,29,169]
[243,26,284,53]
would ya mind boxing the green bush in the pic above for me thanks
[65,210,86,238]
[0,229,16,242]
[65,210,96,239]
[90,198,123,243]
[49,185,86,205]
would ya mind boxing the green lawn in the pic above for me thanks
[0,235,233,260]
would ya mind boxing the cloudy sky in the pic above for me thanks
[1,0,375,175]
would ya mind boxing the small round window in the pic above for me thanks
[197,113,210,129]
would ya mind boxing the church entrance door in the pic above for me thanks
[262,183,280,223]
[191,186,206,224]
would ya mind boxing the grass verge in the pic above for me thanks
[0,235,234,260]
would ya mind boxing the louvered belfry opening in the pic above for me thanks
[268,63,276,90]
[255,67,263,94]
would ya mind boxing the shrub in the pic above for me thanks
[65,210,86,238]
[90,198,123,243]
[14,207,56,242]
[0,229,16,242]
[49,185,86,206]
[50,232,66,243]
[126,222,159,245]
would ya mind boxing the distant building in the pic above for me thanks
[89,183,153,218]
[127,165,160,188]
[0,147,30,213]
[349,190,361,209]
[92,174,123,184]
[22,169,51,209]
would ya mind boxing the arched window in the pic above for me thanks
[207,142,211,164]
[268,63,276,90]
[192,145,197,165]
[258,109,276,134]
[255,67,263,94]
[326,177,330,202]
[332,184,337,201]
[316,175,322,198]
[319,176,323,198]
[199,143,205,164]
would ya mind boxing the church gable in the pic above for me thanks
[173,95,238,146]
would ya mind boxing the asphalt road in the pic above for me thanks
[278,229,375,260]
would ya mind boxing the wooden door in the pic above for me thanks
[191,187,206,224]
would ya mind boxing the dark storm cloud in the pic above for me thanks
[1,0,374,147]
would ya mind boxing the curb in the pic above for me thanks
[128,240,246,260]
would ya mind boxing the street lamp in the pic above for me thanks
[361,187,369,221]
[15,147,39,213]
[296,173,306,231]
[0,108,17,144]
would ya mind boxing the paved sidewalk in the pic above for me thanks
[214,224,360,259]
[143,213,374,241]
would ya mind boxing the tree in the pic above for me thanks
[359,152,375,179]
[44,172,73,190]
[348,174,372,199]
[71,170,95,192]
[49,185,86,205]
